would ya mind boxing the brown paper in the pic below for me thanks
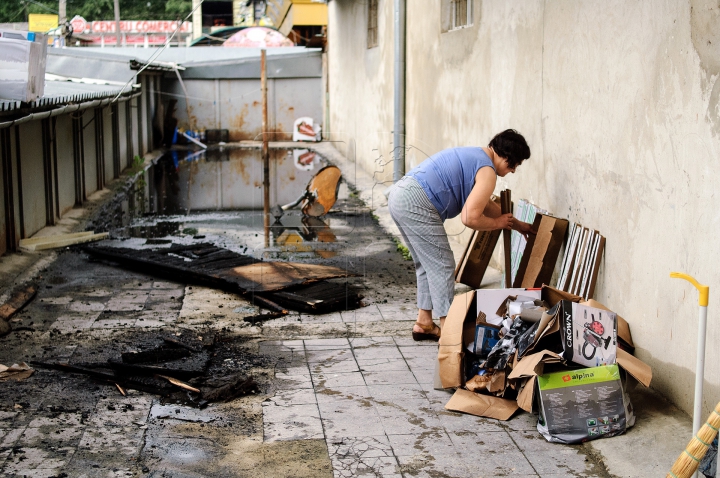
[508,350,563,412]
[438,291,475,389]
[507,350,563,381]
[541,285,582,308]
[445,388,519,421]
[513,215,569,288]
[617,349,652,387]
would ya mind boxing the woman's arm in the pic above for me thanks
[460,168,536,237]
[460,167,507,231]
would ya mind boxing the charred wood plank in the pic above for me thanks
[106,360,203,380]
[0,283,38,321]
[121,347,191,364]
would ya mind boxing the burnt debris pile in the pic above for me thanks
[83,243,364,315]
[32,333,259,408]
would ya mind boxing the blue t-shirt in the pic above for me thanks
[406,147,495,221]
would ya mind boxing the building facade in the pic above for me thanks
[327,0,720,418]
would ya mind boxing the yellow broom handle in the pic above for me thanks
[670,272,709,306]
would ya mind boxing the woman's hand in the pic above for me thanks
[494,213,515,230]
[513,220,537,240]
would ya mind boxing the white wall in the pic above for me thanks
[328,0,720,417]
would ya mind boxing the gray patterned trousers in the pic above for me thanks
[387,176,455,318]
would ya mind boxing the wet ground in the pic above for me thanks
[0,146,614,477]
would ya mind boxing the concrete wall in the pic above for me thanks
[130,97,140,163]
[327,0,395,188]
[103,106,115,185]
[0,93,139,254]
[0,132,6,256]
[55,115,76,216]
[82,110,99,197]
[17,121,47,238]
[328,0,720,417]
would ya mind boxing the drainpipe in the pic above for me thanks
[393,0,406,182]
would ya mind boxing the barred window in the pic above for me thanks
[442,0,473,32]
[368,0,378,48]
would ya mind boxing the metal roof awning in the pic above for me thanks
[0,78,137,125]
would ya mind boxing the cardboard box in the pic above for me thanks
[0,33,47,102]
[513,214,569,288]
[439,289,543,389]
[541,286,636,354]
[558,301,617,368]
[537,364,635,444]
[437,288,652,421]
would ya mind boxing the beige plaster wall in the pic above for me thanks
[328,0,720,418]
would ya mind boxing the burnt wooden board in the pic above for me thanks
[82,243,360,313]
[0,283,38,321]
[84,243,351,293]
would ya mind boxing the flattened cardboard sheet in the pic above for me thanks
[445,388,519,421]
[454,226,502,289]
[616,349,652,387]
[541,285,582,307]
[508,350,564,412]
[438,291,475,389]
[513,215,569,288]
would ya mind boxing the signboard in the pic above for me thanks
[70,15,88,34]
[28,14,58,32]
[90,21,192,33]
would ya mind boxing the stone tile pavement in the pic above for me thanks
[260,337,600,478]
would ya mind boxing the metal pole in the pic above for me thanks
[114,0,121,47]
[392,0,406,182]
[261,49,270,247]
[694,304,708,436]
[670,272,710,478]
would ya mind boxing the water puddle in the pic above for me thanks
[101,147,346,260]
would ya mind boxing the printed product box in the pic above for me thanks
[537,364,635,444]
[558,300,617,368]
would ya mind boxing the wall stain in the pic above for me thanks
[690,0,720,136]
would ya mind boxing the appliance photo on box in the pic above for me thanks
[559,301,617,368]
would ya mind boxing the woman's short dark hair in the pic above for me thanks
[488,129,530,168]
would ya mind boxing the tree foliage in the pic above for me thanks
[0,0,193,24]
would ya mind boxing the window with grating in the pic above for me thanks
[442,0,473,32]
[367,0,378,48]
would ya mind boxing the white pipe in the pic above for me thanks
[182,131,207,149]
[392,0,406,182]
[694,305,708,436]
[693,305,708,478]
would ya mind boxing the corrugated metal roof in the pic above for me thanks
[0,79,135,114]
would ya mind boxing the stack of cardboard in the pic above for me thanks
[438,285,651,444]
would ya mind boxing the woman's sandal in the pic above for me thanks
[412,322,441,342]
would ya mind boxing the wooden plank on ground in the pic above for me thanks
[20,232,109,251]
[19,231,94,247]
[0,283,38,321]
